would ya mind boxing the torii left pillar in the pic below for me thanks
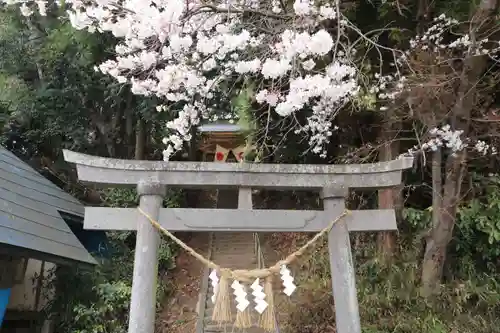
[129,182,166,333]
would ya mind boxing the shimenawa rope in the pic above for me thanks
[138,207,351,331]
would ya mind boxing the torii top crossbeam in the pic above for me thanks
[63,150,413,189]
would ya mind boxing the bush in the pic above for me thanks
[42,232,133,333]
[453,174,500,274]
[402,174,500,277]
[283,241,500,333]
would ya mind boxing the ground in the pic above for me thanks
[262,232,324,333]
[156,233,209,333]
[155,231,318,333]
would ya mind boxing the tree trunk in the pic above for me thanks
[421,152,465,295]
[26,18,45,85]
[431,149,442,230]
[421,148,444,296]
[124,94,135,159]
[135,118,146,160]
[377,119,402,259]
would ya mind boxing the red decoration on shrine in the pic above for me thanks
[237,152,244,161]
[216,152,225,161]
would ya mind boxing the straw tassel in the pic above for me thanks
[235,305,252,328]
[259,275,276,332]
[233,280,252,329]
[211,272,232,324]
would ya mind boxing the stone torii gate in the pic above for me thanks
[63,150,413,333]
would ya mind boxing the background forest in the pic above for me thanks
[1,0,500,332]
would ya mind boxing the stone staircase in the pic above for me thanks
[198,232,275,333]
[195,188,277,333]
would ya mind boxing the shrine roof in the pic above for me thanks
[0,147,97,266]
[198,123,242,133]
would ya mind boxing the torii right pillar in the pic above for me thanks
[323,186,360,333]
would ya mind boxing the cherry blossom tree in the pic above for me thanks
[2,0,364,160]
[371,1,500,294]
[4,0,500,295]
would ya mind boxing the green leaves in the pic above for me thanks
[233,82,256,133]
[403,206,432,231]
[0,72,33,110]
[71,281,131,333]
[401,173,500,275]
[456,174,500,264]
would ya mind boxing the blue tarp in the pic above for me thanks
[69,226,110,259]
[0,288,11,327]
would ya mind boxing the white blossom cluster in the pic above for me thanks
[427,125,466,152]
[404,125,497,157]
[408,14,500,56]
[374,14,500,112]
[475,140,497,156]
[3,0,358,160]
[372,13,500,157]
[369,72,407,110]
[3,0,49,16]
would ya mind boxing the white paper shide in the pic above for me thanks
[209,269,219,304]
[280,265,297,296]
[250,278,268,314]
[231,280,250,312]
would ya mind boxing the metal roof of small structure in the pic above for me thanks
[198,123,242,133]
[0,147,96,266]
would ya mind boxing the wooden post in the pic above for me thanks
[128,182,166,333]
[322,186,361,333]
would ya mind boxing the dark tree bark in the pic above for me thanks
[422,150,465,295]
[135,118,146,160]
[377,118,402,259]
[124,93,135,159]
